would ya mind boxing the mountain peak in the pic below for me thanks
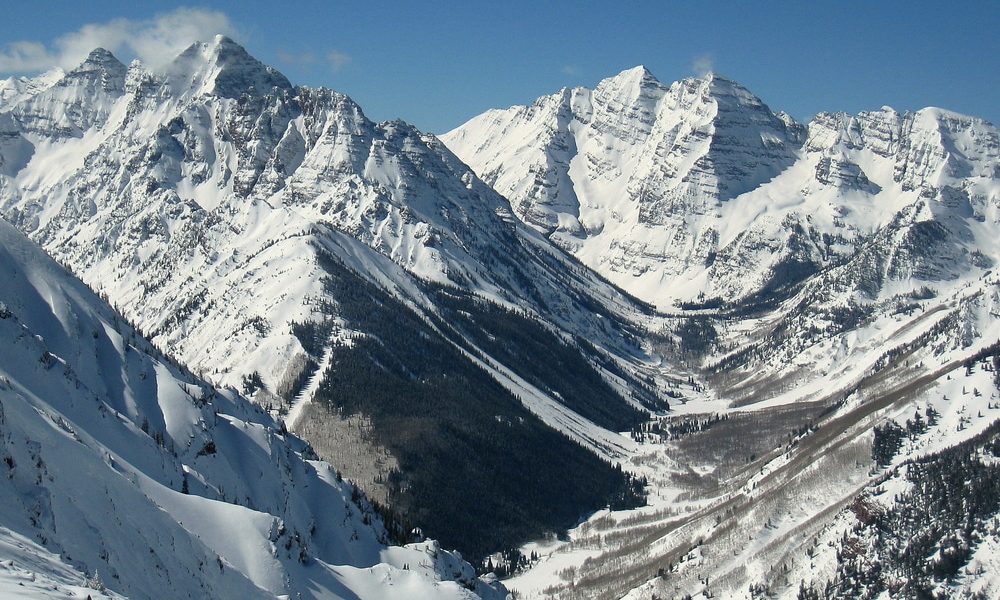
[61,47,127,91]
[594,67,772,116]
[658,72,786,127]
[678,71,760,103]
[211,33,239,47]
[592,65,667,111]
[82,47,121,65]
[166,35,292,99]
[620,64,656,80]
[598,65,662,91]
[703,71,742,89]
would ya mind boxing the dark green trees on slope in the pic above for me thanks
[306,248,646,560]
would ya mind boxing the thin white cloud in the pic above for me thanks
[0,7,239,74]
[276,49,349,74]
[561,65,579,76]
[326,51,351,73]
[276,49,317,66]
[692,54,715,76]
[0,41,55,72]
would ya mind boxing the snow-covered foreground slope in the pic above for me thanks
[0,219,506,599]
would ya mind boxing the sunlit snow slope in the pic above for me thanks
[0,219,506,599]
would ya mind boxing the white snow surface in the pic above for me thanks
[0,219,506,599]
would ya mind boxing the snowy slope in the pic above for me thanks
[503,286,1000,598]
[0,219,506,599]
[443,65,1000,440]
[444,65,1000,598]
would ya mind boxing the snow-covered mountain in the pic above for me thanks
[442,67,1000,310]
[0,218,507,599]
[5,37,1000,599]
[0,37,659,563]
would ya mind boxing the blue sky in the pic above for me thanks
[2,1,997,133]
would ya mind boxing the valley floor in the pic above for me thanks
[504,311,1000,599]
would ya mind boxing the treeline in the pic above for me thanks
[871,407,939,468]
[631,414,729,443]
[484,547,539,578]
